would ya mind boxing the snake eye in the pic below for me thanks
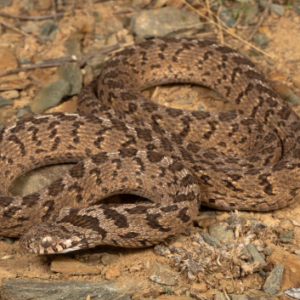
[41,236,53,248]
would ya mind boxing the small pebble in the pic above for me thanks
[105,267,121,279]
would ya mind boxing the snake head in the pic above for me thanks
[20,222,87,254]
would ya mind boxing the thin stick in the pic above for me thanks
[182,0,274,59]
[216,2,224,44]
[0,19,31,37]
[0,56,77,77]
[51,0,58,22]
[79,42,134,67]
[247,0,272,41]
[287,59,300,63]
[0,11,65,21]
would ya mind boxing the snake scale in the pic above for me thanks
[0,38,299,254]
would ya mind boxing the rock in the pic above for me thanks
[0,96,12,107]
[0,90,19,99]
[39,21,59,41]
[157,296,193,300]
[23,0,53,10]
[0,0,11,8]
[263,264,284,295]
[231,295,248,300]
[208,222,234,242]
[50,256,100,275]
[130,7,203,38]
[0,77,31,91]
[149,263,177,286]
[287,94,300,107]
[105,267,121,279]
[246,289,279,300]
[154,244,171,256]
[132,0,151,8]
[267,242,300,291]
[219,8,236,28]
[65,37,82,59]
[16,107,31,117]
[253,34,270,48]
[191,281,207,292]
[101,253,119,266]
[215,291,227,300]
[245,244,266,263]
[57,63,82,95]
[292,74,300,88]
[1,278,133,300]
[244,4,259,23]
[270,4,285,16]
[264,248,274,256]
[0,48,18,73]
[0,105,16,124]
[284,287,300,299]
[0,236,15,244]
[200,232,223,248]
[270,82,300,108]
[29,79,71,113]
[279,231,294,243]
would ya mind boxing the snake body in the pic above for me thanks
[0,38,299,254]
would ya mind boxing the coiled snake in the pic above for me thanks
[0,38,298,254]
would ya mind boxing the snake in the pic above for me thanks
[0,38,299,254]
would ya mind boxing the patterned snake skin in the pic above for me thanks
[0,38,299,254]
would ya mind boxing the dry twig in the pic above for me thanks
[79,42,134,68]
[0,19,31,37]
[0,56,77,78]
[247,0,273,41]
[0,11,65,20]
[182,0,274,59]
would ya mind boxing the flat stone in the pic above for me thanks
[253,34,270,47]
[57,63,82,95]
[0,47,18,73]
[50,256,100,275]
[246,289,280,299]
[292,74,300,88]
[279,231,294,243]
[130,7,203,38]
[39,21,59,41]
[0,96,12,107]
[1,278,132,300]
[215,291,227,300]
[219,8,236,28]
[200,232,223,248]
[268,242,300,291]
[30,79,71,113]
[246,244,266,263]
[105,267,121,279]
[284,287,300,299]
[101,253,119,266]
[149,263,177,286]
[0,90,19,99]
[0,77,31,91]
[263,264,284,295]
[208,222,234,242]
[65,37,82,59]
[0,0,11,8]
[231,295,248,300]
[270,4,285,16]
